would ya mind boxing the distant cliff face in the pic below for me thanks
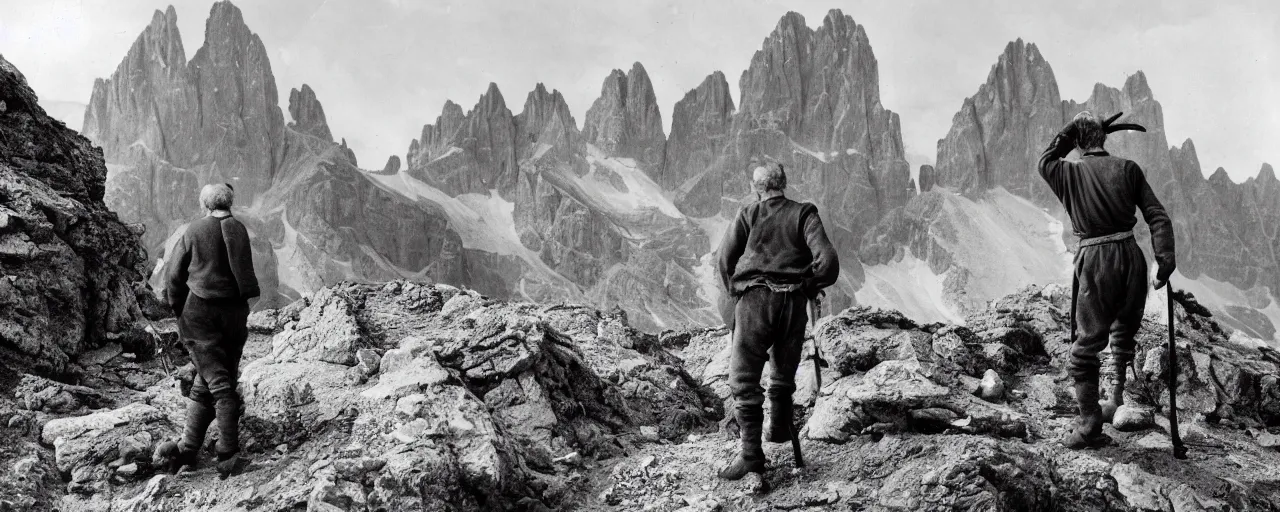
[85,1,505,309]
[867,39,1279,337]
[0,55,149,375]
[666,10,916,310]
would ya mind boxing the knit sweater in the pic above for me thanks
[717,196,840,296]
[162,213,260,309]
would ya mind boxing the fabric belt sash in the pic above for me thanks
[1077,230,1134,250]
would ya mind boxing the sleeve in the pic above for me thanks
[222,219,260,299]
[161,234,192,314]
[1038,131,1075,200]
[1130,161,1176,280]
[800,205,840,294]
[716,210,750,296]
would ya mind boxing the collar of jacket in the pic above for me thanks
[1083,150,1110,157]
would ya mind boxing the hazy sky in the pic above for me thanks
[3,0,1276,180]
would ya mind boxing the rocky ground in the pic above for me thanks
[2,281,1279,511]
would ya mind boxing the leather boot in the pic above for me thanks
[719,403,767,480]
[1064,379,1110,449]
[1101,362,1128,423]
[764,398,794,443]
[214,394,243,478]
[156,398,215,473]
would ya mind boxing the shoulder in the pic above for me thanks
[788,199,819,218]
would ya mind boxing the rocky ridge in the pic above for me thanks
[4,279,1280,510]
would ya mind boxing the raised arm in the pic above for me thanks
[1038,130,1076,199]
[800,205,840,295]
[1130,162,1176,282]
[716,211,749,295]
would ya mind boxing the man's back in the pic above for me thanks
[1041,152,1150,238]
[717,196,839,295]
[164,214,260,304]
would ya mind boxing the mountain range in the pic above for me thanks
[80,1,1278,341]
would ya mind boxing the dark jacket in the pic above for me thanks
[1038,137,1176,279]
[163,213,260,311]
[716,196,840,298]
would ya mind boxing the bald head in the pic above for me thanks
[751,163,787,195]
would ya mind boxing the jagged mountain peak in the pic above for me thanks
[1258,162,1276,182]
[288,83,334,142]
[1124,70,1153,100]
[582,60,665,176]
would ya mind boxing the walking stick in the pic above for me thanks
[792,292,825,469]
[1166,281,1188,459]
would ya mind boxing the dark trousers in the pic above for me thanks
[177,294,249,457]
[1070,238,1147,382]
[728,287,809,411]
[178,294,250,400]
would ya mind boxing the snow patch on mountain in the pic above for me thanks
[583,143,683,218]
[857,248,961,324]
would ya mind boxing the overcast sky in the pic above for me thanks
[2,0,1276,180]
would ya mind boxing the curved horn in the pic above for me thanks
[1105,123,1147,133]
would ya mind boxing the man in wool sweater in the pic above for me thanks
[715,162,840,479]
[155,183,260,478]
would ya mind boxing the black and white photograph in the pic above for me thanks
[1,0,1278,509]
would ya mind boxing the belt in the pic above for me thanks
[1078,230,1134,249]
[745,282,804,293]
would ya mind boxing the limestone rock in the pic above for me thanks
[1112,404,1155,432]
[0,54,148,376]
[269,288,362,366]
[978,369,1005,402]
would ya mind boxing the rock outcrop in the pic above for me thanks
[6,281,1278,510]
[0,54,149,376]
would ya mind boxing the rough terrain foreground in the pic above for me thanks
[2,280,1279,511]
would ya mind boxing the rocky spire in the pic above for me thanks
[583,62,666,179]
[84,0,285,203]
[515,82,579,158]
[405,83,518,196]
[662,71,734,192]
[82,5,191,165]
[288,84,333,142]
[933,39,1062,205]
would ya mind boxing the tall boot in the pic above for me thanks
[764,397,794,443]
[1101,362,1128,423]
[155,398,214,473]
[1064,379,1110,449]
[214,394,244,478]
[719,403,767,480]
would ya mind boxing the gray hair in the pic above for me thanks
[752,163,787,194]
[199,183,234,211]
[1071,111,1106,150]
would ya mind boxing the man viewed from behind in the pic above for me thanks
[716,163,840,479]
[154,183,260,478]
[1038,112,1175,449]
